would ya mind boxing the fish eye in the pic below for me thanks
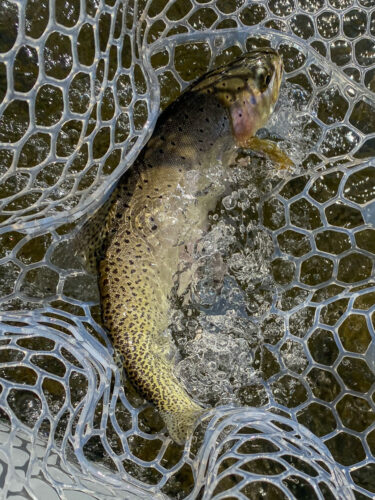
[255,67,272,91]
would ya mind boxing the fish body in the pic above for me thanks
[79,48,283,444]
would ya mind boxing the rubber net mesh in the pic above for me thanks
[0,0,375,498]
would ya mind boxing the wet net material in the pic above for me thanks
[0,0,375,498]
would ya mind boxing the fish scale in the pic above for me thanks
[76,48,283,444]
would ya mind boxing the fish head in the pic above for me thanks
[194,47,283,146]
[227,48,283,145]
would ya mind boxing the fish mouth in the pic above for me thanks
[268,56,284,113]
[272,60,284,114]
[275,56,284,96]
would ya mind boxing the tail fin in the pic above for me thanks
[161,405,207,445]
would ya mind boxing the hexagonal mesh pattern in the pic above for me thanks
[0,0,375,498]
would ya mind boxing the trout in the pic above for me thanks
[77,48,283,444]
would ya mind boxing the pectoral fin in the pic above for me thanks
[242,136,294,171]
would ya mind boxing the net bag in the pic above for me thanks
[0,0,374,498]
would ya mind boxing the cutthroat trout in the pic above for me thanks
[77,48,283,444]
